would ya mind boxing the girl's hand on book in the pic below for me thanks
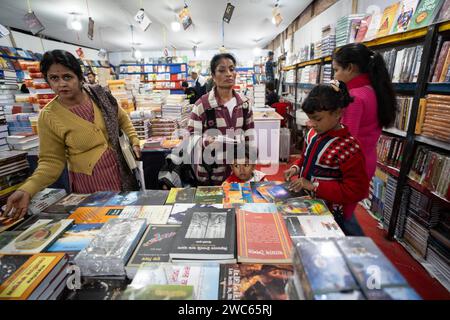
[3,190,31,220]
[284,167,298,181]
[288,178,314,193]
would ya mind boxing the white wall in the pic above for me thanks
[293,0,353,51]
[108,48,268,68]
[2,30,104,61]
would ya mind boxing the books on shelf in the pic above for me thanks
[377,134,406,169]
[391,45,423,83]
[394,95,413,132]
[417,94,450,143]
[376,2,401,38]
[392,0,420,33]
[408,0,444,30]
[28,188,67,215]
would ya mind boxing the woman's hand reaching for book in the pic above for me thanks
[288,178,314,193]
[284,166,298,181]
[3,190,31,221]
[133,145,141,160]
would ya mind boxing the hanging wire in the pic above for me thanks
[26,0,32,13]
[130,25,134,44]
[139,0,143,9]
[85,0,91,17]
[221,20,225,46]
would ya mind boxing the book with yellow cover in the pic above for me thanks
[376,2,401,38]
[68,206,125,224]
[0,252,68,300]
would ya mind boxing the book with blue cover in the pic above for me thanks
[78,191,118,207]
[104,190,169,206]
[292,238,359,299]
[336,237,409,290]
[47,223,103,252]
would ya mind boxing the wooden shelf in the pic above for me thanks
[382,128,407,137]
[438,20,450,32]
[298,58,322,68]
[415,135,450,151]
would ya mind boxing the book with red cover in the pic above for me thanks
[237,210,292,264]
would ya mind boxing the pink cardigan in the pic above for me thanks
[342,73,381,181]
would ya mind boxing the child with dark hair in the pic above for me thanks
[224,142,265,183]
[284,80,369,236]
[181,81,197,104]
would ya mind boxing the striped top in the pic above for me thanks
[68,100,121,193]
[188,89,255,185]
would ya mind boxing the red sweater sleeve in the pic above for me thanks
[315,151,369,205]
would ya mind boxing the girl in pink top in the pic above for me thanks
[332,43,397,180]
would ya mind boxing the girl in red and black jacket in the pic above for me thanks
[284,80,369,236]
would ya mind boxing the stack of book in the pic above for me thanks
[394,96,413,132]
[382,175,398,231]
[377,135,405,169]
[320,64,332,83]
[107,79,135,114]
[162,96,191,123]
[150,118,179,137]
[0,56,17,86]
[289,237,421,300]
[368,168,388,220]
[408,145,450,200]
[0,252,70,300]
[404,214,430,258]
[129,110,152,141]
[335,14,366,48]
[253,84,266,108]
[0,84,18,151]
[285,69,295,84]
[297,65,319,84]
[0,150,29,207]
[417,94,450,143]
[6,135,39,151]
[427,212,450,291]
[320,25,335,57]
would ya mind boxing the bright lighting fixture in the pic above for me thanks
[67,13,82,31]
[171,21,181,32]
[134,49,142,59]
[72,19,82,31]
[253,47,262,56]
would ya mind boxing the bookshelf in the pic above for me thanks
[119,63,188,94]
[280,20,450,290]
[234,67,255,91]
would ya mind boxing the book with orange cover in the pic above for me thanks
[376,2,401,38]
[0,252,68,300]
[68,206,125,224]
[237,210,293,264]
[222,183,245,204]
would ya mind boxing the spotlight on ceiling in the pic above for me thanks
[171,20,181,32]
[67,13,82,31]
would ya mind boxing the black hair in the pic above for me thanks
[266,82,275,91]
[301,81,354,114]
[333,43,397,127]
[210,53,237,75]
[40,50,84,82]
[268,51,274,56]
[181,81,189,88]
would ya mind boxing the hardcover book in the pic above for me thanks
[408,0,444,30]
[167,204,223,225]
[46,223,103,252]
[376,2,401,38]
[286,216,345,238]
[119,205,172,225]
[237,211,292,264]
[194,186,224,204]
[78,191,118,207]
[392,0,420,33]
[126,225,180,279]
[0,219,73,254]
[0,252,68,300]
[43,193,90,214]
[218,264,294,300]
[277,198,332,216]
[68,206,125,224]
[165,188,196,204]
[128,262,220,300]
[170,207,236,260]
[104,190,169,206]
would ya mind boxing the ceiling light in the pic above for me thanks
[271,16,276,24]
[253,47,262,56]
[67,13,82,31]
[134,49,142,59]
[171,21,181,32]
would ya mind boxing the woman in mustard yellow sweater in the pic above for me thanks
[3,50,140,220]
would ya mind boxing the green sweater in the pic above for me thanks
[19,98,140,197]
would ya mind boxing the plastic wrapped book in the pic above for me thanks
[74,218,147,277]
